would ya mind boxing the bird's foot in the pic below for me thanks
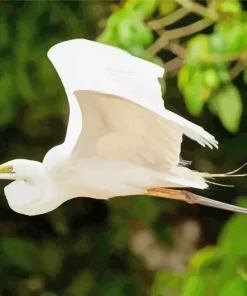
[145,188,247,215]
[146,188,195,203]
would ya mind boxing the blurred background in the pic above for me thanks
[1,0,247,295]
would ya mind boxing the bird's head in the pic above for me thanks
[0,159,44,181]
[0,159,58,216]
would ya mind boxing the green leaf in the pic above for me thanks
[216,258,239,290]
[217,276,247,296]
[181,274,205,296]
[132,21,153,47]
[209,34,230,83]
[178,66,189,92]
[100,6,153,51]
[127,44,147,58]
[216,84,242,133]
[129,196,162,226]
[158,0,178,16]
[210,33,227,55]
[41,241,64,277]
[189,246,224,271]
[151,272,182,296]
[202,68,220,89]
[125,0,158,20]
[218,198,247,255]
[186,34,210,64]
[65,271,95,296]
[118,18,153,48]
[215,23,245,53]
[117,19,133,47]
[184,71,206,116]
[207,95,219,116]
[217,0,242,20]
[0,237,38,272]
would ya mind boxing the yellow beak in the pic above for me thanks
[0,165,14,173]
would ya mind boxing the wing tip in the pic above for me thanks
[47,38,165,78]
[199,133,218,149]
[189,128,218,149]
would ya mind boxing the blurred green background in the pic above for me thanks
[1,0,247,295]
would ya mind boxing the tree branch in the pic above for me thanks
[168,41,186,58]
[164,57,183,72]
[176,0,218,20]
[203,52,247,63]
[230,60,246,80]
[147,8,189,30]
[148,18,214,55]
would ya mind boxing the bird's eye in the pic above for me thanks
[6,165,13,173]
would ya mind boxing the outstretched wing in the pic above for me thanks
[47,39,217,171]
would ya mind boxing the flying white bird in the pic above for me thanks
[0,39,246,216]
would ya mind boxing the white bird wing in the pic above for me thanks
[47,39,217,171]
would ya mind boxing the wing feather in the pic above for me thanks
[47,39,218,171]
[73,90,183,170]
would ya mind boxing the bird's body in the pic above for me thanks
[1,39,247,216]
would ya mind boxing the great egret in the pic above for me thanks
[0,39,246,216]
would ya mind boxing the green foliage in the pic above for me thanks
[125,0,158,20]
[215,23,246,54]
[175,2,247,129]
[158,0,178,16]
[217,276,247,296]
[216,0,242,20]
[203,68,220,89]
[0,237,39,272]
[64,271,95,296]
[218,198,247,254]
[128,195,163,226]
[151,272,182,296]
[183,71,206,116]
[41,241,64,277]
[181,274,205,296]
[99,0,247,134]
[189,246,223,271]
[212,84,243,133]
[97,0,157,60]
[186,34,210,64]
[152,197,247,295]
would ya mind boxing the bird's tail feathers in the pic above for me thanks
[199,162,247,187]
[201,162,247,178]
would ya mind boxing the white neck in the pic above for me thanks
[2,159,69,216]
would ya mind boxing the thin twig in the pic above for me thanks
[153,27,186,58]
[164,57,183,72]
[203,52,246,63]
[230,60,246,80]
[148,38,168,55]
[168,42,186,58]
[148,18,214,55]
[147,7,189,30]
[176,0,218,20]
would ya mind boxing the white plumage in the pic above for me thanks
[0,39,246,216]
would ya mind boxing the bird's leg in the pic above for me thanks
[145,188,247,215]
